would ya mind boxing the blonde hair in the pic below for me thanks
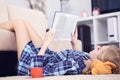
[83,45,120,74]
[98,45,120,74]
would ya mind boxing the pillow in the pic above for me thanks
[0,3,9,23]
[0,29,16,51]
[7,5,48,39]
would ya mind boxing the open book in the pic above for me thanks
[52,12,79,41]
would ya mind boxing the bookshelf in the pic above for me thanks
[77,12,120,49]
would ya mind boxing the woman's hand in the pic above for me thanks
[71,28,78,50]
[71,33,77,46]
[44,29,56,46]
[38,29,55,55]
[83,59,92,74]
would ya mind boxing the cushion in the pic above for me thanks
[0,29,16,51]
[0,3,9,23]
[7,5,48,39]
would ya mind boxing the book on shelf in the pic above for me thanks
[107,17,118,42]
[51,11,79,41]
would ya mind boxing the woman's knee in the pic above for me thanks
[14,20,30,27]
[12,19,25,26]
[10,20,27,30]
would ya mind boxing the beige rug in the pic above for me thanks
[0,74,120,80]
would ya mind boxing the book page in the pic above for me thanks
[52,12,78,41]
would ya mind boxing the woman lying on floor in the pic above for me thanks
[0,20,120,76]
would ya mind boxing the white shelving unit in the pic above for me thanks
[77,12,120,48]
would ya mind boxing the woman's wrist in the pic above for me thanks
[71,40,77,50]
[38,42,49,55]
[43,41,50,46]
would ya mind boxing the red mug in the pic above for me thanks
[30,67,43,78]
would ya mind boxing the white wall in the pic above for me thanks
[45,0,61,26]
[45,0,92,26]
[4,0,92,26]
[4,0,29,8]
[63,0,91,16]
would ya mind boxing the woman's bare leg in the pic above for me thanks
[0,20,43,60]
[22,20,43,48]
[0,20,31,59]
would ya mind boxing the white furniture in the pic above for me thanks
[77,12,120,48]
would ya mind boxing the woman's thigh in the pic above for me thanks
[23,21,43,48]
[12,20,31,60]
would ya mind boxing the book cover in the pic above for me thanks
[52,11,79,41]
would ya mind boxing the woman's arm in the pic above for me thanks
[71,27,80,50]
[71,33,78,50]
[38,29,55,55]
[82,59,92,74]
[71,27,82,51]
[71,27,78,50]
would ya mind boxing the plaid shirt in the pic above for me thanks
[18,41,90,76]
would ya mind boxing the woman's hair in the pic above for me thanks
[98,45,120,74]
[83,45,120,74]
